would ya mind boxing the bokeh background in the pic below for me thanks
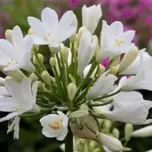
[0,0,152,151]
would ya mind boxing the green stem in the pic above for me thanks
[65,129,73,152]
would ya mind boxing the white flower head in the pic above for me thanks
[99,20,135,60]
[77,29,97,75]
[82,4,102,34]
[40,111,68,141]
[0,26,35,72]
[28,7,77,48]
[0,78,39,138]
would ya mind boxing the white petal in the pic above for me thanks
[57,11,77,41]
[56,128,68,141]
[27,17,48,37]
[12,26,24,48]
[87,72,117,99]
[110,21,123,36]
[0,111,20,122]
[19,52,35,72]
[41,7,58,34]
[27,35,48,45]
[0,39,17,59]
[0,86,9,96]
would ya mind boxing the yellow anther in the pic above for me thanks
[114,39,124,47]
[13,105,25,110]
[49,120,62,130]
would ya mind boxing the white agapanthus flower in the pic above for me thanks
[99,20,135,59]
[0,26,35,72]
[0,78,39,139]
[28,7,77,48]
[82,5,102,34]
[87,72,117,99]
[40,111,68,141]
[77,29,97,75]
[94,92,152,124]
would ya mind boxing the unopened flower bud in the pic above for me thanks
[103,120,112,134]
[109,66,118,75]
[132,125,152,137]
[41,71,51,85]
[96,132,123,152]
[98,65,105,75]
[49,57,57,66]
[77,26,87,44]
[125,124,133,141]
[69,110,89,119]
[28,28,34,35]
[118,46,138,73]
[61,46,69,61]
[112,128,120,139]
[33,53,44,64]
[70,33,76,43]
[67,83,77,101]
[80,104,89,111]
[5,29,12,43]
[30,73,38,83]
[4,70,25,81]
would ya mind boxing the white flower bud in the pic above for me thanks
[33,53,44,64]
[30,73,38,83]
[28,28,34,35]
[61,46,69,62]
[132,126,152,137]
[5,29,12,43]
[41,71,51,85]
[67,83,77,101]
[69,110,89,119]
[77,26,87,44]
[3,70,25,81]
[112,128,120,139]
[125,124,133,141]
[118,46,138,73]
[49,57,57,66]
[103,120,112,134]
[96,132,123,152]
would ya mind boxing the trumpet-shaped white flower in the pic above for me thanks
[94,92,152,124]
[40,111,68,141]
[132,125,152,137]
[77,29,97,75]
[0,26,35,72]
[121,51,152,91]
[87,72,117,99]
[28,7,77,48]
[0,78,39,139]
[99,21,135,59]
[82,5,102,34]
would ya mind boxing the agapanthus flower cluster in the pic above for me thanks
[0,4,152,152]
